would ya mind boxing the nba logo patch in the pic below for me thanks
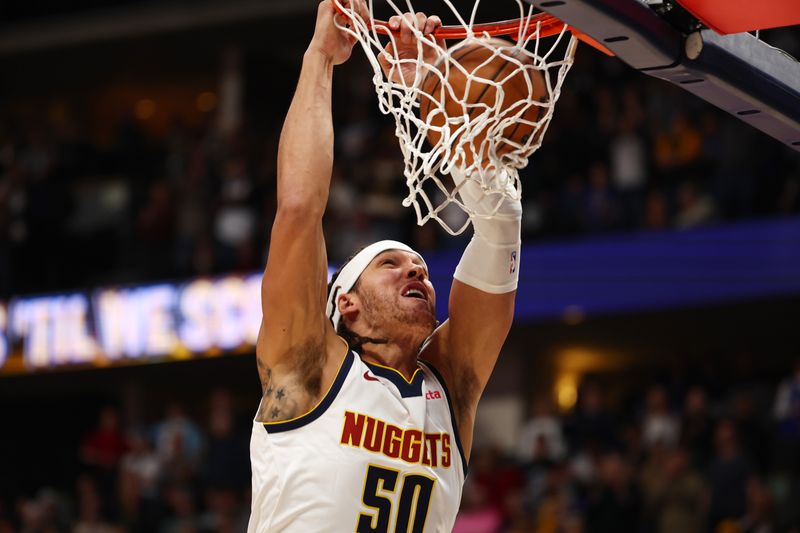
[509,251,517,274]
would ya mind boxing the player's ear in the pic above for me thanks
[337,292,360,321]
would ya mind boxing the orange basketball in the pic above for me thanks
[419,38,548,168]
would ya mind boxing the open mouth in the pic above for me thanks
[401,282,428,302]
[402,288,426,300]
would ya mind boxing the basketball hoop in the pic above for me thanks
[334,0,589,235]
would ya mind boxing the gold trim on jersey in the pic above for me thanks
[363,358,421,384]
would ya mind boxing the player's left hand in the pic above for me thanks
[379,12,444,87]
[309,0,369,66]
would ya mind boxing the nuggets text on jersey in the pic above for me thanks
[340,411,453,468]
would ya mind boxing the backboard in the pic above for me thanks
[528,0,800,152]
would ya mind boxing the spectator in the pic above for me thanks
[680,386,715,468]
[654,111,703,184]
[644,189,669,230]
[214,157,257,272]
[80,406,129,496]
[470,447,525,527]
[675,181,717,229]
[202,389,249,494]
[17,488,67,533]
[773,359,800,471]
[609,114,648,229]
[583,162,619,232]
[565,382,616,455]
[516,395,567,465]
[732,390,770,475]
[707,419,753,531]
[74,474,120,533]
[154,403,203,466]
[738,478,775,533]
[160,483,200,533]
[120,429,162,527]
[584,452,640,533]
[641,446,707,533]
[136,180,177,278]
[452,479,504,533]
[523,461,580,533]
[642,385,680,449]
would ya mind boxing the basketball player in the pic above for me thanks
[248,1,523,531]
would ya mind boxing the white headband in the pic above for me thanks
[326,240,426,329]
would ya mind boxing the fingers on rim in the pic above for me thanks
[423,15,442,35]
[352,0,369,20]
[400,14,416,41]
[336,0,368,20]
[414,12,427,30]
[389,11,442,35]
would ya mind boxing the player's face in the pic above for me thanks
[355,250,436,334]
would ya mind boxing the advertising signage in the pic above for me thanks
[2,217,799,375]
[1,275,263,375]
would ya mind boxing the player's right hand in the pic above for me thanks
[308,0,367,66]
[379,12,443,87]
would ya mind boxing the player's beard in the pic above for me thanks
[358,284,436,339]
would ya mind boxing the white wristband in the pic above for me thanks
[451,167,522,293]
[454,234,520,294]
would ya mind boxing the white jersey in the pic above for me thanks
[248,349,467,532]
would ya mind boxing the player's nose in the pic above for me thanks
[406,264,425,281]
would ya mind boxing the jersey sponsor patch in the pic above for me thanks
[340,411,452,468]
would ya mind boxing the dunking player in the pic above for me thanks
[248,1,523,531]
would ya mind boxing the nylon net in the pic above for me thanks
[334,0,578,234]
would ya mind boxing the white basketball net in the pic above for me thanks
[334,0,578,234]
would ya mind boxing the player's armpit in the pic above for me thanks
[256,362,311,423]
[255,330,348,423]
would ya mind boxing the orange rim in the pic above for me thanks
[334,5,614,56]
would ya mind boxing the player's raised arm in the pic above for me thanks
[256,0,364,422]
[423,169,520,457]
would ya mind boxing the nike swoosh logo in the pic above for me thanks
[363,371,379,382]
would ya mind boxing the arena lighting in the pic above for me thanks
[555,373,579,411]
[0,274,262,375]
[552,347,634,411]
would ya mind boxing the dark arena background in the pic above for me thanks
[1,1,799,532]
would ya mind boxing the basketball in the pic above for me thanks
[419,38,548,167]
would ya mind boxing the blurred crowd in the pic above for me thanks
[2,359,799,532]
[1,390,252,533]
[456,359,800,533]
[1,34,799,299]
